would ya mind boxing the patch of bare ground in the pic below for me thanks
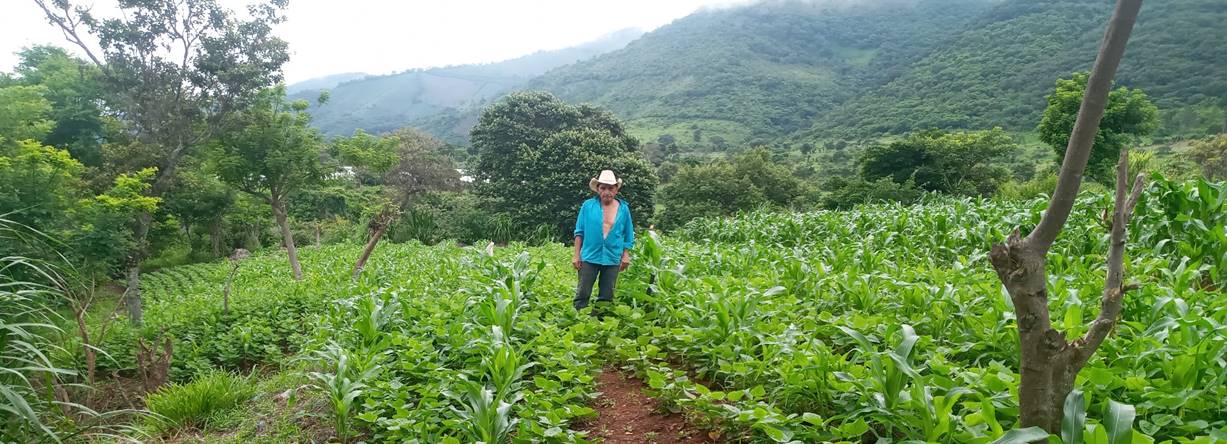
[581,367,721,444]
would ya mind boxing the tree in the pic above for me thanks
[0,140,84,258]
[799,142,815,158]
[1186,134,1227,180]
[0,85,54,143]
[35,0,290,324]
[0,137,155,285]
[12,46,108,166]
[989,0,1146,435]
[381,128,462,208]
[470,91,656,238]
[818,176,923,210]
[860,128,1015,196]
[530,128,657,237]
[1038,71,1158,184]
[336,128,462,278]
[163,170,234,257]
[658,148,801,228]
[211,88,323,280]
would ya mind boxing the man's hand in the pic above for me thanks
[572,255,582,270]
[620,252,630,271]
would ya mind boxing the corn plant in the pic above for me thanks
[482,339,533,402]
[446,378,519,443]
[352,290,399,348]
[837,324,922,415]
[307,343,382,443]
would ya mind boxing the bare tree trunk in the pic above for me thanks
[353,209,396,280]
[271,200,303,281]
[987,0,1144,434]
[123,212,154,326]
[210,221,223,258]
[222,264,238,315]
[314,222,322,247]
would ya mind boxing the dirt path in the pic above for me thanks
[581,368,718,444]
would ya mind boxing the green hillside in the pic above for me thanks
[291,29,643,137]
[523,0,1225,146]
[526,0,996,146]
[806,0,1227,139]
[298,0,1227,147]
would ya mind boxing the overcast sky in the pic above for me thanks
[1,0,745,84]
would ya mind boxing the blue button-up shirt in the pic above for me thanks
[573,197,635,266]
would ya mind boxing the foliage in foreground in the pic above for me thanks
[79,176,1224,443]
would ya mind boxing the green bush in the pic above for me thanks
[658,148,801,228]
[819,177,924,209]
[145,370,255,433]
[996,174,1111,202]
[996,174,1058,201]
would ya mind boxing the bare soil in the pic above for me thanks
[581,368,720,444]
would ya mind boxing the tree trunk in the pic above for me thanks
[988,0,1143,435]
[123,212,154,326]
[223,263,239,315]
[314,222,321,247]
[989,236,1077,431]
[272,200,303,281]
[210,221,223,258]
[353,210,396,280]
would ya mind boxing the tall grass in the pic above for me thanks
[1,216,143,442]
[1,216,73,441]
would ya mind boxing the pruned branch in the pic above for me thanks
[1024,0,1143,252]
[1068,149,1142,370]
[1124,173,1147,223]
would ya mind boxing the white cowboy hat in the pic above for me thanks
[589,169,623,192]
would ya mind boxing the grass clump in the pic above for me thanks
[145,370,255,433]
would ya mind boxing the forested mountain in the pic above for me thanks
[803,0,1227,140]
[302,0,1226,146]
[290,28,643,138]
[527,0,997,145]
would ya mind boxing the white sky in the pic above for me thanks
[1,0,746,84]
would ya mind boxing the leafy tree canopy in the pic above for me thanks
[1038,72,1158,183]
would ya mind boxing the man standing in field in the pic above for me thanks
[572,169,634,315]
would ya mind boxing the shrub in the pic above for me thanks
[819,177,924,209]
[997,174,1059,201]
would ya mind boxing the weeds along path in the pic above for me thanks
[582,367,715,444]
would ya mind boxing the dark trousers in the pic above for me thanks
[574,261,619,310]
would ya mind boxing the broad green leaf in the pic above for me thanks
[895,324,919,359]
[838,419,870,438]
[990,427,1051,444]
[750,385,766,399]
[982,398,1004,437]
[1104,400,1137,444]
[837,325,874,352]
[1063,389,1087,444]
[761,424,794,442]
[1064,304,1083,332]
